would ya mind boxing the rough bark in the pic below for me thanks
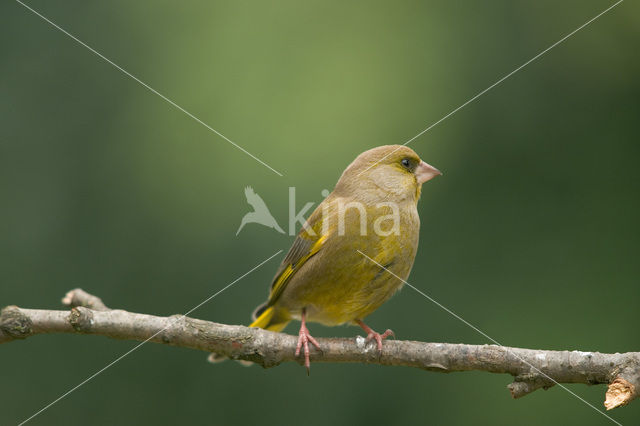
[1,289,637,410]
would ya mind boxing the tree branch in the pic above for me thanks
[1,289,637,410]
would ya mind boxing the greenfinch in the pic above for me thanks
[250,145,441,371]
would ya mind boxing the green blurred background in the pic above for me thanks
[1,1,638,425]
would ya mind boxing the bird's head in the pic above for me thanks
[334,145,441,203]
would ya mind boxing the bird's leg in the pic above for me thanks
[355,319,394,353]
[295,308,321,374]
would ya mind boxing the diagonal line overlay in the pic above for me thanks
[14,0,284,177]
[358,250,622,426]
[18,250,283,426]
[358,0,624,177]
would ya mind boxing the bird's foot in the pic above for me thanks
[356,319,394,353]
[295,321,321,374]
[365,329,394,352]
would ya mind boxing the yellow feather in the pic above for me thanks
[249,306,274,328]
[268,234,327,305]
[249,306,290,332]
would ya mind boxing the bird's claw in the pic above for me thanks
[295,323,321,374]
[365,329,394,353]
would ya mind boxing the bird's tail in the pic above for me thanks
[250,302,290,332]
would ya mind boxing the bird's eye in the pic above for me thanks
[401,158,411,168]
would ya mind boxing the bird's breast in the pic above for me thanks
[279,202,421,326]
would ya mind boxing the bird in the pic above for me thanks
[249,145,441,372]
[236,186,285,235]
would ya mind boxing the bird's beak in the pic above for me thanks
[415,160,442,184]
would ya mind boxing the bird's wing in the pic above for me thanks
[244,186,269,212]
[266,208,327,306]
